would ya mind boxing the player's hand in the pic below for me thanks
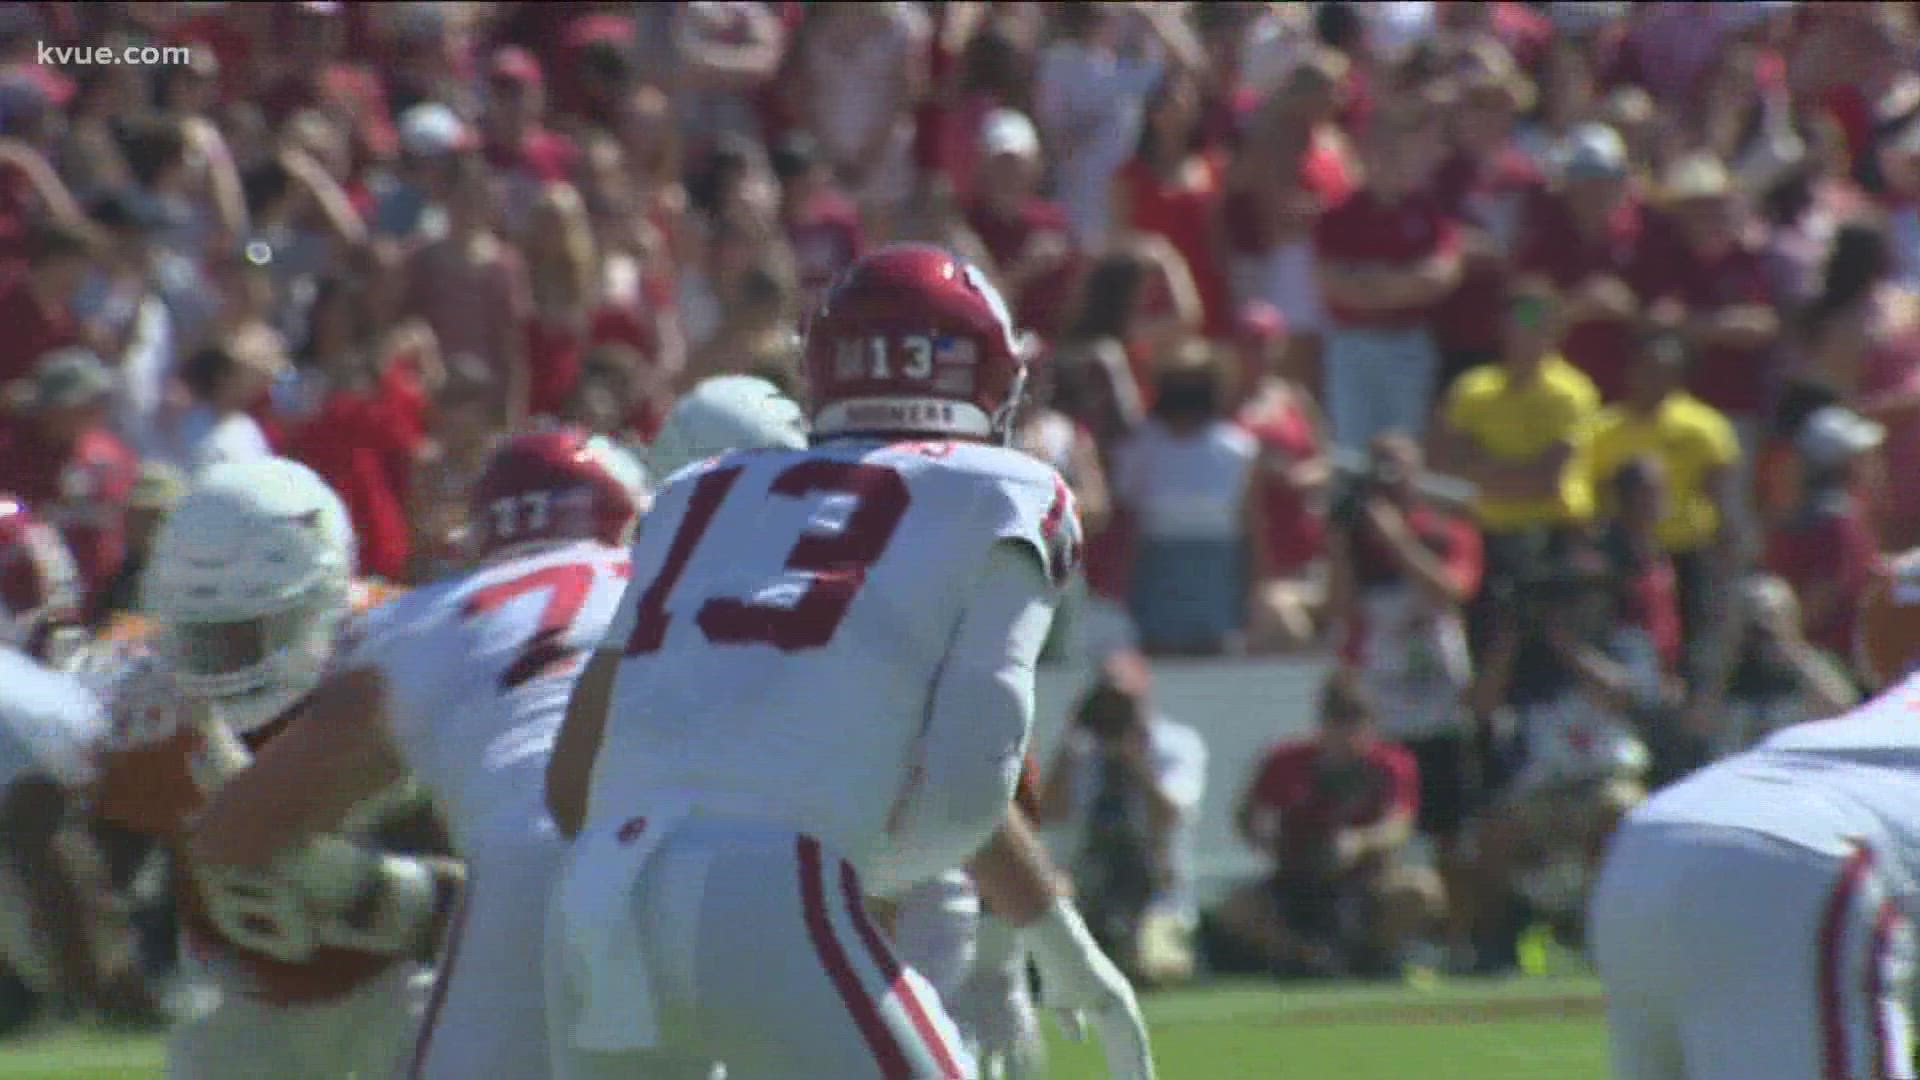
[1024,898,1155,1080]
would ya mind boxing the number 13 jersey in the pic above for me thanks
[594,440,1079,879]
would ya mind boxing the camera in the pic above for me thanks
[1325,447,1405,531]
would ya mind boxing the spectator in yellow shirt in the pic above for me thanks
[1437,281,1600,595]
[1586,331,1742,681]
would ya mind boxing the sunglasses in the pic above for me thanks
[1509,295,1553,330]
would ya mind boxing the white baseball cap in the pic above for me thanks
[398,103,472,157]
[980,109,1040,160]
[1797,406,1884,469]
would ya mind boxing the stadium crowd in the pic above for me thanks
[1,0,1919,1001]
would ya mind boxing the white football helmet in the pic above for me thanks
[141,458,356,734]
[647,375,808,479]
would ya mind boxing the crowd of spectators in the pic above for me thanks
[1,0,1919,983]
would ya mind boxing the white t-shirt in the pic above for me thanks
[167,405,272,474]
[592,440,1078,892]
[1034,40,1162,248]
[344,540,631,853]
[1113,418,1257,541]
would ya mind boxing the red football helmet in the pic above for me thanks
[468,428,649,560]
[803,243,1030,442]
[0,494,82,661]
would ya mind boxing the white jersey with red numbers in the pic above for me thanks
[1592,679,1920,1080]
[342,540,631,855]
[340,540,631,1080]
[1630,678,1920,897]
[591,438,1079,888]
[0,647,102,795]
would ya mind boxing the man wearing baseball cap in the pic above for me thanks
[0,348,136,617]
[1764,406,1887,660]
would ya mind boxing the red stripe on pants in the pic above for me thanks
[1820,845,1875,1080]
[798,836,909,1079]
[1868,899,1901,1080]
[837,859,966,1077]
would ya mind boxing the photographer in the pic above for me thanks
[1326,433,1483,855]
[1213,671,1443,979]
[1036,651,1208,986]
[1451,547,1664,972]
[1711,575,1859,757]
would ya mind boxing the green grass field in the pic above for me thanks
[0,974,1610,1079]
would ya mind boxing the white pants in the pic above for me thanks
[168,964,431,1080]
[548,817,973,1079]
[1590,820,1917,1080]
[407,819,561,1080]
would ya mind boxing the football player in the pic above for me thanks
[0,495,156,1023]
[1588,568,1920,1080]
[545,245,1151,1079]
[188,380,809,1080]
[89,459,461,1080]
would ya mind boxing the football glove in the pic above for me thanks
[1024,897,1155,1080]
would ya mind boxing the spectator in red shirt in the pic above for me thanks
[1223,52,1355,385]
[1432,52,1548,391]
[1639,153,1783,455]
[480,46,577,231]
[1766,406,1886,660]
[963,109,1079,340]
[1313,98,1460,450]
[521,182,597,419]
[0,348,135,616]
[1212,670,1438,978]
[1597,456,1684,674]
[1113,68,1232,335]
[1514,124,1646,401]
[770,133,864,313]
[1234,303,1329,653]
[0,218,87,387]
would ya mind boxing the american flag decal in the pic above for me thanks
[1041,476,1081,588]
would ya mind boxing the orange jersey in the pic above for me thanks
[90,579,407,1004]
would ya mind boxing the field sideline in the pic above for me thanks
[0,974,1610,1079]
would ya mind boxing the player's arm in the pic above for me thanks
[868,541,1057,893]
[548,646,620,839]
[187,665,408,871]
[971,805,1156,1080]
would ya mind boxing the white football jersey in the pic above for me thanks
[1634,676,1920,894]
[345,540,631,852]
[592,439,1077,877]
[0,647,105,795]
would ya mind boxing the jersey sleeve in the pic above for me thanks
[992,465,1083,592]
[341,592,458,742]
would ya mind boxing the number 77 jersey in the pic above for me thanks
[595,439,1079,861]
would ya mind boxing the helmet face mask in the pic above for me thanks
[144,459,355,733]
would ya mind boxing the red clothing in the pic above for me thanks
[1313,187,1460,329]
[1431,149,1546,354]
[524,315,585,420]
[1115,154,1232,335]
[1767,500,1883,657]
[282,384,420,584]
[1633,224,1779,416]
[1238,391,1325,574]
[1221,138,1356,258]
[1247,739,1419,867]
[963,196,1081,339]
[0,420,134,613]
[1515,190,1648,402]
[786,189,865,306]
[0,272,78,386]
[1349,504,1483,597]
